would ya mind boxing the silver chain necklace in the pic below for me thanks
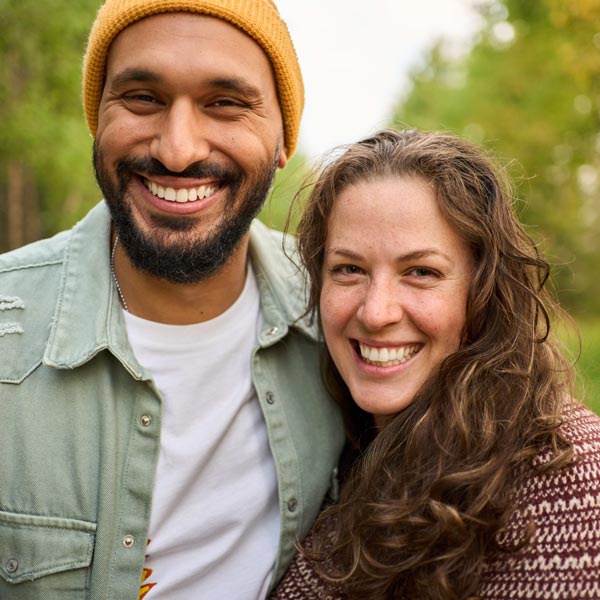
[110,234,129,312]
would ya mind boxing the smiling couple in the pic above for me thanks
[0,1,599,599]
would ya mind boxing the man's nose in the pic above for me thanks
[150,99,211,173]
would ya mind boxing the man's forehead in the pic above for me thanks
[103,13,276,96]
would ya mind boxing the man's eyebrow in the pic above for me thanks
[207,77,262,98]
[108,68,162,88]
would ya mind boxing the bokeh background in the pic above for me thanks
[0,0,598,409]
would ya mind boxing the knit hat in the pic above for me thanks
[82,0,303,156]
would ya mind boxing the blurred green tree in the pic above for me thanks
[392,0,600,316]
[0,0,100,251]
[259,152,310,233]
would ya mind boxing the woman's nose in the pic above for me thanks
[357,279,404,330]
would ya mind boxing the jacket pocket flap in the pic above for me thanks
[0,510,96,584]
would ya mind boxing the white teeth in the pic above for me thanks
[144,179,219,203]
[359,343,420,366]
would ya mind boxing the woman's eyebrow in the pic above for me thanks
[325,247,363,260]
[325,247,452,262]
[396,249,453,262]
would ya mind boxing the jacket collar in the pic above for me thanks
[44,203,319,372]
[43,202,144,375]
[248,218,319,345]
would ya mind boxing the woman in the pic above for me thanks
[272,129,600,599]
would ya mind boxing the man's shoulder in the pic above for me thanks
[0,231,71,383]
[249,219,313,332]
[0,230,70,275]
[250,219,297,260]
[0,231,70,308]
[0,231,68,306]
[249,220,303,283]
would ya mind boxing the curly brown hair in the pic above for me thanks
[294,129,574,599]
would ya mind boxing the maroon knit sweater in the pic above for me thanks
[271,402,600,600]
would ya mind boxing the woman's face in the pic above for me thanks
[320,176,474,426]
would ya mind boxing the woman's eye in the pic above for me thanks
[410,267,439,278]
[330,264,364,276]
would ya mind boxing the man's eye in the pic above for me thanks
[209,98,254,110]
[125,94,158,103]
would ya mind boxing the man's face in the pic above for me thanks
[94,13,288,283]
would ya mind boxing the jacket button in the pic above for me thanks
[140,415,152,427]
[122,535,135,548]
[287,498,298,512]
[6,559,18,573]
[265,392,275,404]
[267,326,279,336]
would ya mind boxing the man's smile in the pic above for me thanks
[143,178,222,203]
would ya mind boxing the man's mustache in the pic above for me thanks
[115,156,243,183]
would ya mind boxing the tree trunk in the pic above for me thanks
[3,160,40,251]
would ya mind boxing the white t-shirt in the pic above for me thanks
[123,267,279,599]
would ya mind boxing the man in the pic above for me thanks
[0,1,344,598]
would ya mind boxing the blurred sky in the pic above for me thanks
[276,0,484,159]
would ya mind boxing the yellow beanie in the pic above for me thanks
[83,0,304,156]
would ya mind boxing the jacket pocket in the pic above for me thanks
[0,510,96,599]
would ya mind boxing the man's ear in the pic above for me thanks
[278,147,288,169]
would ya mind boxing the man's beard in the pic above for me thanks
[93,143,279,284]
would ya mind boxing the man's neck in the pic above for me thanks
[111,233,251,325]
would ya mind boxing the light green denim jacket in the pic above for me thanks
[0,202,344,600]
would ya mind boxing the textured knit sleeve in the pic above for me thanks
[269,527,346,600]
[478,401,600,599]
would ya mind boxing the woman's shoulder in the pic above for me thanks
[269,530,346,600]
[558,399,600,453]
[513,399,600,524]
[479,400,600,598]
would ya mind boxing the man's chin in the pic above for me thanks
[115,214,245,284]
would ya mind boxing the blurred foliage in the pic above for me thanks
[577,319,600,413]
[259,152,310,233]
[392,0,600,317]
[0,0,100,247]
